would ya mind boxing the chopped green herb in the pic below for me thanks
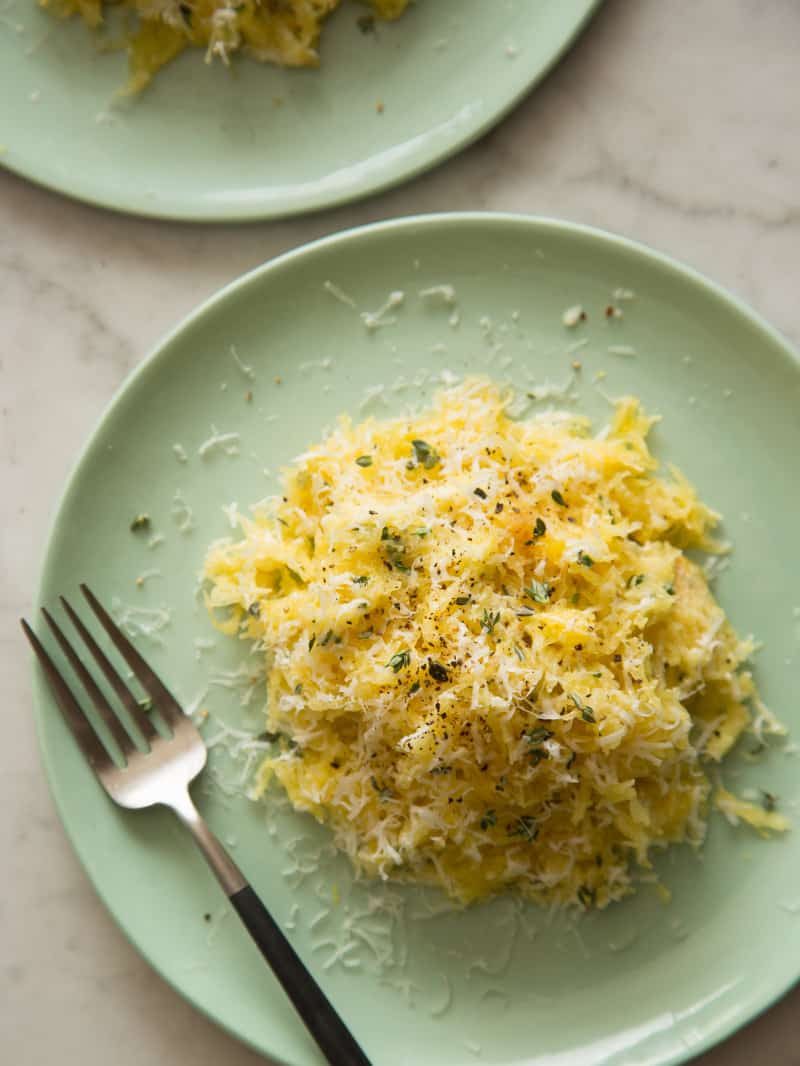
[139,697,153,713]
[308,634,316,651]
[355,455,373,467]
[130,514,151,533]
[510,815,538,842]
[481,608,501,634]
[387,649,411,673]
[409,681,421,695]
[525,580,551,604]
[577,885,597,908]
[551,489,567,507]
[380,527,409,570]
[628,574,645,587]
[529,748,548,767]
[533,517,546,538]
[247,602,261,617]
[414,527,430,538]
[455,595,471,606]
[473,487,488,500]
[566,751,577,770]
[428,660,449,683]
[411,439,440,469]
[353,575,369,585]
[370,776,393,802]
[320,629,335,647]
[577,551,593,568]
[480,810,497,830]
[665,583,675,596]
[286,566,304,585]
[357,12,376,34]
[430,765,452,775]
[571,593,580,605]
[570,693,596,723]
[761,790,777,812]
[294,683,303,695]
[525,726,552,745]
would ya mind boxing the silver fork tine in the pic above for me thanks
[42,607,137,759]
[21,619,113,774]
[80,584,186,729]
[60,596,158,741]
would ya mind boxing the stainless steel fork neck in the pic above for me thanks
[168,789,246,896]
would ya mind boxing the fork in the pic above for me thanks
[22,584,372,1066]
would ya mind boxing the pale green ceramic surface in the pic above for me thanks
[0,0,597,221]
[34,215,800,1066]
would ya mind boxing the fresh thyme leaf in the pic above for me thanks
[525,580,551,604]
[387,649,411,672]
[510,815,538,842]
[370,776,393,802]
[570,693,596,723]
[578,885,596,908]
[355,455,373,467]
[411,439,440,469]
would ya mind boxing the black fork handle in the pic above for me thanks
[229,885,372,1066]
[171,791,371,1066]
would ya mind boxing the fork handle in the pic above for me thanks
[229,885,372,1066]
[171,792,372,1066]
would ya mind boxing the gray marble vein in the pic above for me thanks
[2,0,799,1063]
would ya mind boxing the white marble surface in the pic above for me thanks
[3,1,800,1063]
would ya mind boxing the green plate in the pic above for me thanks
[0,0,598,221]
[34,215,800,1066]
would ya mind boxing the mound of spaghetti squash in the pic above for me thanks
[41,0,409,92]
[203,379,785,908]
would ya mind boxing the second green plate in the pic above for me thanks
[0,0,598,220]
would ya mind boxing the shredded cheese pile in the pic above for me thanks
[42,0,408,93]
[203,379,786,909]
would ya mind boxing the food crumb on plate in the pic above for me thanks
[562,305,586,327]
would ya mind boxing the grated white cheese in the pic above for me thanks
[198,425,241,460]
[111,598,171,646]
[171,490,195,535]
[230,344,255,381]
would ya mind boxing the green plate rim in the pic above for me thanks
[31,212,800,1064]
[2,1,601,223]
